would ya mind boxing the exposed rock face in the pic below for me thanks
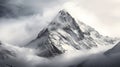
[27,10,116,57]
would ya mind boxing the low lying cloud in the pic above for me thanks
[0,42,114,67]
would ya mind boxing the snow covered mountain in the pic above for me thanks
[0,41,17,67]
[26,10,116,57]
[0,41,40,67]
[0,10,119,67]
[0,41,16,60]
[104,41,120,55]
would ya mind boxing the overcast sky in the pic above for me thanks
[0,0,120,45]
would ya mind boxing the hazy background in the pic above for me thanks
[0,0,120,45]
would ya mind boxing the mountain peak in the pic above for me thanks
[58,9,71,18]
[59,9,69,15]
[26,10,116,57]
[52,9,72,22]
[27,10,85,57]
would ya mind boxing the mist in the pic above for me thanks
[0,42,114,67]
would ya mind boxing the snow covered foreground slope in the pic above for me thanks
[104,41,120,55]
[0,41,50,67]
[74,41,120,67]
[26,10,116,57]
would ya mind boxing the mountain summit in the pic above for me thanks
[27,10,116,57]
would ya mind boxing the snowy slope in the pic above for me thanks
[104,41,120,55]
[0,41,18,67]
[0,41,49,67]
[0,41,16,60]
[27,10,116,57]
[74,41,120,67]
